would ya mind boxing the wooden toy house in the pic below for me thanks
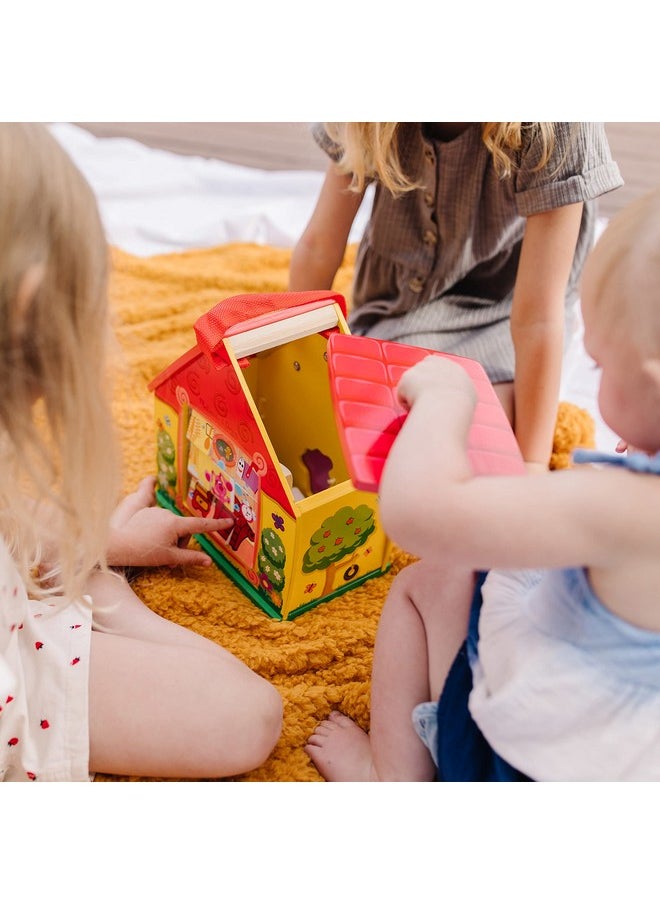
[148,291,394,620]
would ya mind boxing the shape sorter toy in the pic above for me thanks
[148,291,524,620]
[148,291,394,620]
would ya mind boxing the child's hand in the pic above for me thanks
[615,439,648,455]
[107,477,233,568]
[397,355,476,411]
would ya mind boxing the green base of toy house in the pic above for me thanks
[156,488,391,620]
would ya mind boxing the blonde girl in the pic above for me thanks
[290,122,622,469]
[0,124,282,781]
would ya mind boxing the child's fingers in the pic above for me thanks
[111,477,157,526]
[136,475,158,497]
[170,548,215,567]
[175,517,234,537]
[109,493,142,526]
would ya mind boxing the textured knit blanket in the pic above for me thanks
[97,242,594,782]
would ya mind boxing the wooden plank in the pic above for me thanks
[74,122,660,219]
[75,122,328,171]
[602,122,660,218]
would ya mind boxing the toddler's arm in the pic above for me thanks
[106,477,232,568]
[379,356,477,549]
[378,356,660,585]
[289,165,364,291]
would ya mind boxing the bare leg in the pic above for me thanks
[305,561,475,781]
[87,571,283,778]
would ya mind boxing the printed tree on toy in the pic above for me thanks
[257,527,286,609]
[302,504,376,597]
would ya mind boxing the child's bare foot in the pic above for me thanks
[304,711,376,781]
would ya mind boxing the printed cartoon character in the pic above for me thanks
[237,457,260,493]
[226,499,256,551]
[207,471,234,518]
[190,471,234,520]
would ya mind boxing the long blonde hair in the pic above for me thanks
[324,122,558,195]
[0,123,120,602]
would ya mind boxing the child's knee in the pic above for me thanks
[389,560,474,622]
[228,679,283,774]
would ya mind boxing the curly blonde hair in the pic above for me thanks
[0,123,120,603]
[324,122,558,195]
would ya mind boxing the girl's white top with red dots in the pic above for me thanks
[0,538,93,781]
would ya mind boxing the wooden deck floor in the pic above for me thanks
[76,122,660,220]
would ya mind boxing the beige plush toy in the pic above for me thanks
[550,401,596,471]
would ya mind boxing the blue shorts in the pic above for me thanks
[413,572,531,782]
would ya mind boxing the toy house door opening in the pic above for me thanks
[241,331,351,499]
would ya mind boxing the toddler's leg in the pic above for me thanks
[87,571,282,778]
[305,561,474,781]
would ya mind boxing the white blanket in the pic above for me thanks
[48,122,373,255]
[50,122,617,453]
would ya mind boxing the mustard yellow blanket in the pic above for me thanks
[98,242,594,782]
